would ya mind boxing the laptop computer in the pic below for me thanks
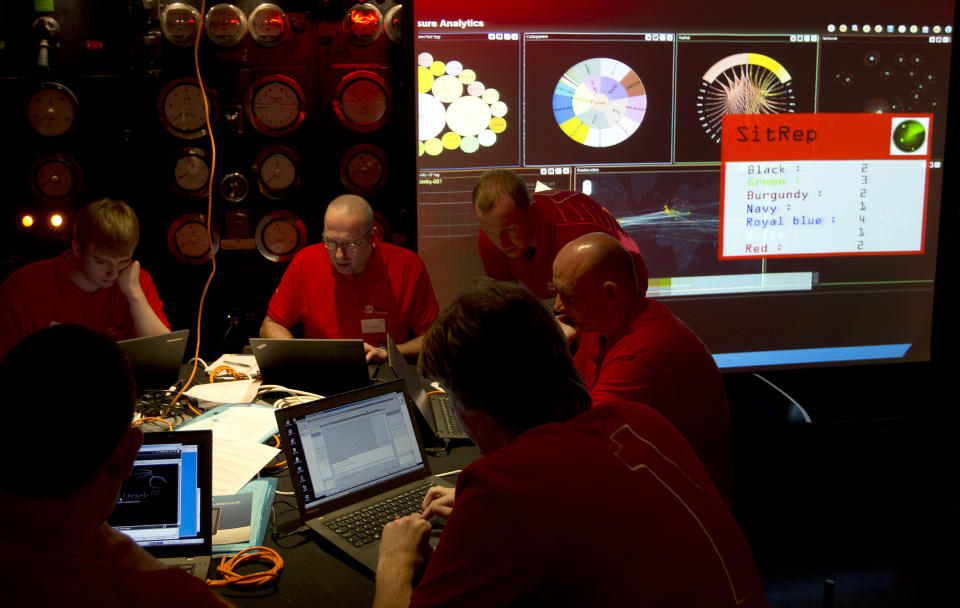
[117,329,189,391]
[108,429,214,579]
[275,379,454,572]
[386,335,470,441]
[249,337,372,397]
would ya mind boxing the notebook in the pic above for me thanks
[275,379,454,572]
[108,430,214,579]
[386,335,470,441]
[117,329,189,391]
[249,337,372,397]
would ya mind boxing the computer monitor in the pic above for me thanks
[412,0,955,372]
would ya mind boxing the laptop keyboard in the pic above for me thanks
[326,484,432,547]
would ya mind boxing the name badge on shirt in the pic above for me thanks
[361,318,386,334]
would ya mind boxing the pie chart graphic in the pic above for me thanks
[552,58,647,147]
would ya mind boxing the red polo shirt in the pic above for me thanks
[266,241,439,346]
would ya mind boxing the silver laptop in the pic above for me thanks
[275,379,454,572]
[117,329,189,391]
[249,337,372,397]
[386,335,470,441]
[108,430,214,579]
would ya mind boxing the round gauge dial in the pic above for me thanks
[340,144,387,194]
[384,5,402,44]
[171,148,211,197]
[342,3,383,46]
[27,82,78,137]
[205,3,247,46]
[248,3,289,48]
[167,214,220,264]
[255,210,307,262]
[160,3,202,47]
[220,172,249,202]
[158,78,218,139]
[30,153,82,202]
[254,146,301,198]
[334,71,391,132]
[246,75,305,136]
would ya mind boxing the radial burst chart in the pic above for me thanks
[552,58,647,148]
[418,52,509,157]
[698,53,796,142]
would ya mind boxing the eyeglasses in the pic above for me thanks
[321,229,371,253]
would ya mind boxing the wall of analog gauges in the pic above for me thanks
[21,1,405,270]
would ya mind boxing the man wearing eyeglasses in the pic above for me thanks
[260,194,439,362]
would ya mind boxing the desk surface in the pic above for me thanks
[212,444,479,607]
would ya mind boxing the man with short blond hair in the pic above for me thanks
[261,194,439,362]
[0,197,170,359]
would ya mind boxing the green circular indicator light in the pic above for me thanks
[893,119,926,153]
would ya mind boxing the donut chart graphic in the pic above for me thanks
[417,52,508,157]
[697,52,796,142]
[552,58,647,147]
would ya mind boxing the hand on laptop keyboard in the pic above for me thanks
[421,486,455,519]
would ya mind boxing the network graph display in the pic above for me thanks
[413,1,954,371]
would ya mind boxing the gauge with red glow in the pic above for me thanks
[340,144,387,194]
[255,210,307,262]
[205,3,247,46]
[384,5,402,44]
[246,75,306,136]
[30,153,82,202]
[334,71,391,132]
[168,214,219,264]
[254,146,301,198]
[160,3,202,47]
[249,3,289,47]
[158,78,218,140]
[27,82,78,137]
[343,3,383,46]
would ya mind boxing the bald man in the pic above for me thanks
[553,233,734,504]
[261,195,439,362]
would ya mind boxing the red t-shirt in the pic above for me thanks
[478,190,646,299]
[0,543,228,608]
[266,241,439,346]
[0,251,169,358]
[574,299,734,505]
[411,402,768,608]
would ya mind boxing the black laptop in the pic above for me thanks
[275,379,454,572]
[117,329,189,391]
[108,430,214,579]
[386,335,470,441]
[249,337,372,397]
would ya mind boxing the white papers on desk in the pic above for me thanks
[211,439,280,496]
[186,379,261,407]
[177,405,281,495]
[205,354,260,376]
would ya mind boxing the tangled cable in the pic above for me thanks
[205,546,284,588]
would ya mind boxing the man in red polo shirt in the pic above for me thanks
[472,169,647,300]
[261,194,439,362]
[552,232,734,505]
[0,198,170,359]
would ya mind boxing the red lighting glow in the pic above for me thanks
[350,9,379,26]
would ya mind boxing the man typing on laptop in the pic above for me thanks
[260,194,439,363]
[0,325,227,607]
[373,281,769,608]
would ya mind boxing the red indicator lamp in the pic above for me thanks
[349,7,380,36]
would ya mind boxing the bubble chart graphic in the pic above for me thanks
[697,53,797,142]
[552,57,647,147]
[417,52,508,156]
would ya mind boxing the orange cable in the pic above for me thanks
[206,546,284,588]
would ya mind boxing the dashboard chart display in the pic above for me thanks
[413,0,955,372]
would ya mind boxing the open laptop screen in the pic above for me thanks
[279,381,428,514]
[108,430,212,556]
